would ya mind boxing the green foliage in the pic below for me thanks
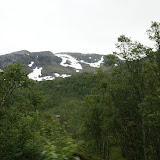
[110,147,126,160]
[147,21,160,50]
[80,69,116,159]
[114,35,148,61]
[80,21,160,160]
[0,64,77,160]
[1,21,160,160]
[0,63,30,108]
[42,140,78,160]
[105,54,120,67]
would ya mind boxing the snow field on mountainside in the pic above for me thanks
[27,54,104,81]
[28,67,43,81]
[55,54,83,70]
[55,54,104,69]
[80,56,104,68]
[28,67,71,81]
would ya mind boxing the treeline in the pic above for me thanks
[80,22,160,160]
[0,64,80,160]
[0,64,102,160]
[0,21,160,160]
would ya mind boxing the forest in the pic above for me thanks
[0,22,160,160]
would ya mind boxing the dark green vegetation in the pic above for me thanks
[0,22,160,160]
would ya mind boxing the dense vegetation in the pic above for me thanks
[0,21,160,160]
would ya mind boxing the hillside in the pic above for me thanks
[0,50,106,81]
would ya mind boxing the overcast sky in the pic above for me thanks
[0,0,159,55]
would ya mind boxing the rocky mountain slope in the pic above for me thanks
[0,50,106,81]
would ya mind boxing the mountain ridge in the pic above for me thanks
[0,50,106,81]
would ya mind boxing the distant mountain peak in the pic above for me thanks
[12,50,30,55]
[0,50,106,81]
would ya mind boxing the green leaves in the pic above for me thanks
[42,140,78,160]
[147,21,160,50]
[105,54,120,67]
[1,21,160,160]
[114,35,147,61]
[0,64,30,108]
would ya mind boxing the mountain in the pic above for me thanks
[0,50,106,81]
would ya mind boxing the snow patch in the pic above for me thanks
[54,73,71,78]
[28,67,43,81]
[89,56,104,68]
[61,74,71,78]
[80,56,104,68]
[28,69,71,81]
[40,76,55,81]
[54,73,60,77]
[56,54,104,69]
[28,61,34,67]
[55,54,82,70]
